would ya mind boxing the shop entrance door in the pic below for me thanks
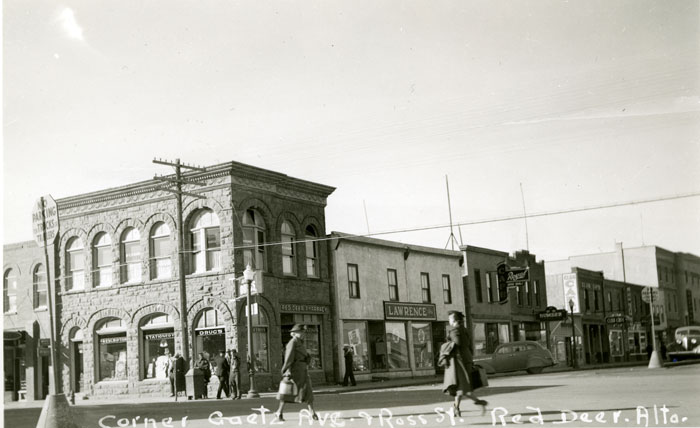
[367,321,387,371]
[432,322,446,374]
[39,355,49,399]
[72,341,83,393]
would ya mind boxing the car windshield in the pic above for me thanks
[675,327,700,341]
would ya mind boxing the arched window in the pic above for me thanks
[190,209,221,273]
[243,307,269,373]
[92,233,112,287]
[95,318,127,381]
[66,237,85,290]
[194,308,226,364]
[120,228,141,284]
[242,210,266,270]
[140,313,174,379]
[305,225,319,278]
[4,269,17,313]
[281,221,296,275]
[150,222,172,280]
[33,264,48,309]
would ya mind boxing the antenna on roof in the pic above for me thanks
[363,200,371,235]
[520,182,530,252]
[444,175,460,250]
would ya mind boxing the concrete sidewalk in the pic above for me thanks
[3,359,677,410]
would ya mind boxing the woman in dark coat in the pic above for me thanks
[275,324,319,421]
[442,311,487,417]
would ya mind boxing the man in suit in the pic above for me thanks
[213,350,230,399]
[228,349,241,399]
[341,345,356,386]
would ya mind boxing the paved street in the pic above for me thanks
[5,364,699,428]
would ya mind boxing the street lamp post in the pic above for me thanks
[244,265,260,398]
[569,299,577,369]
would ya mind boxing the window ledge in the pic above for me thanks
[95,380,128,385]
[186,271,224,280]
[4,311,18,315]
[34,307,48,312]
[141,378,170,383]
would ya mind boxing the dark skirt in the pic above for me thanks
[442,357,473,397]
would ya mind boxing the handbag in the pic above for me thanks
[276,377,298,402]
[471,366,488,390]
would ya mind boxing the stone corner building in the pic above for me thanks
[47,161,334,398]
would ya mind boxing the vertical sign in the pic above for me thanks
[563,273,579,313]
[32,196,59,247]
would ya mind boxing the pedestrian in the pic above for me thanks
[442,310,488,417]
[274,324,319,422]
[228,349,242,399]
[196,352,211,399]
[169,352,186,399]
[341,345,356,386]
[213,350,230,399]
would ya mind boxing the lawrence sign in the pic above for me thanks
[32,195,59,247]
[384,302,437,321]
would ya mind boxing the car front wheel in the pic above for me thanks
[526,367,543,375]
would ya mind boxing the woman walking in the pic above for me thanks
[442,310,488,417]
[275,324,319,422]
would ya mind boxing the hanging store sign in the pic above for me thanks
[506,266,529,285]
[280,303,328,314]
[563,273,580,313]
[605,312,631,326]
[384,302,437,321]
[537,306,568,321]
[196,328,225,336]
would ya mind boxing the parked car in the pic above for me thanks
[473,340,555,375]
[667,326,700,362]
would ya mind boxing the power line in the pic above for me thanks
[220,190,700,251]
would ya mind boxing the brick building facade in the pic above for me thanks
[7,161,336,399]
[3,241,52,401]
[461,246,549,357]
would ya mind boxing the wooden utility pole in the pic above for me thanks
[153,158,206,365]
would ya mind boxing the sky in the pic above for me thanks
[3,0,700,262]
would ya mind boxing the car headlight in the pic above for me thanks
[691,338,697,344]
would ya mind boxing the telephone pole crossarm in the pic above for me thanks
[154,175,207,187]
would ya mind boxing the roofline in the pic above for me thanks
[330,231,462,258]
[460,245,509,258]
[55,160,335,207]
[3,240,38,250]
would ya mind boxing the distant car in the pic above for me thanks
[473,341,555,375]
[667,326,700,362]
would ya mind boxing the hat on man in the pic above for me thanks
[290,324,305,333]
[447,310,464,320]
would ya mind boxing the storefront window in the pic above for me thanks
[141,313,174,379]
[411,323,433,369]
[194,308,226,364]
[498,324,510,345]
[281,313,322,371]
[342,321,369,372]
[385,322,409,369]
[96,318,127,382]
[248,307,269,373]
[609,330,623,357]
[473,322,486,356]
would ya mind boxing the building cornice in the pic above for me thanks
[55,161,335,210]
